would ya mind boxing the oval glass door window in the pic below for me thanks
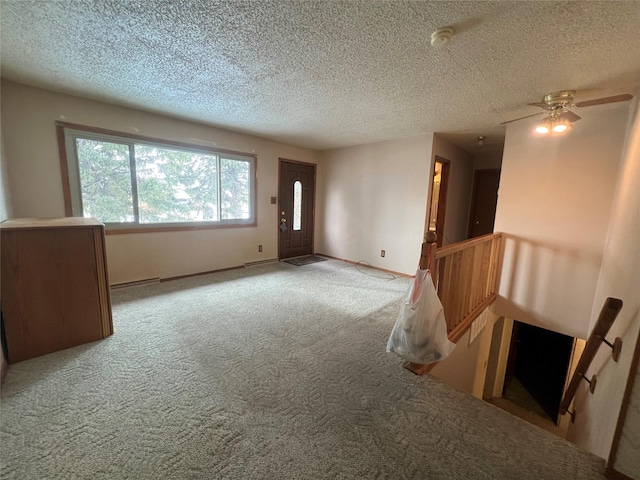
[293,180,302,231]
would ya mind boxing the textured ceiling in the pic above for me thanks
[2,1,639,151]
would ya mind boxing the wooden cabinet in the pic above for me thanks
[1,218,113,363]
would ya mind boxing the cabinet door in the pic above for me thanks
[1,227,105,362]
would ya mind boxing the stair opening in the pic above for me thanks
[503,321,574,422]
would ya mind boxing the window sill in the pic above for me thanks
[105,221,257,235]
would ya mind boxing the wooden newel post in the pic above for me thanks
[420,231,437,271]
[405,230,439,376]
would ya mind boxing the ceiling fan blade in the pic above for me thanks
[500,112,544,125]
[575,94,633,108]
[527,102,550,109]
[559,111,581,122]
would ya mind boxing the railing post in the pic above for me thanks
[420,231,437,271]
[404,231,439,376]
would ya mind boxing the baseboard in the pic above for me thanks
[161,265,245,282]
[317,253,412,278]
[110,264,253,288]
[110,254,405,289]
[244,258,279,268]
[111,277,161,289]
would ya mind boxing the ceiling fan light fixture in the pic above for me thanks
[507,90,633,131]
[535,117,553,134]
[551,117,572,133]
[535,114,573,135]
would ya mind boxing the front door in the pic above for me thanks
[278,160,315,259]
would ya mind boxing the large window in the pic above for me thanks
[58,123,256,231]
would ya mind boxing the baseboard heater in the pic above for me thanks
[111,277,161,290]
[244,258,278,268]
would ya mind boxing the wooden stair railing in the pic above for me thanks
[559,297,624,421]
[405,232,503,375]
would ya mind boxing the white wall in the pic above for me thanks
[473,150,503,171]
[431,134,475,245]
[1,128,11,222]
[1,80,321,284]
[1,98,11,383]
[430,309,497,397]
[316,135,432,275]
[1,79,12,222]
[568,97,640,461]
[493,102,629,339]
[613,341,640,478]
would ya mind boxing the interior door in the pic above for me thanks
[467,169,501,238]
[278,160,315,259]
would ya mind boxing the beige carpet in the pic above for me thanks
[1,259,605,479]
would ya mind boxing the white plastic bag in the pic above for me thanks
[386,268,455,364]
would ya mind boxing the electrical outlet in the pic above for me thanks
[258,245,263,252]
[381,250,385,257]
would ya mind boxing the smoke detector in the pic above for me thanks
[431,27,454,47]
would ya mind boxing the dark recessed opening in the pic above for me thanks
[504,321,574,421]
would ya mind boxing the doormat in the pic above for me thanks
[283,255,328,267]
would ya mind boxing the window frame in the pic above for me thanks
[56,122,257,234]
[292,180,302,231]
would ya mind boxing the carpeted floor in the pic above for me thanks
[503,377,554,422]
[1,259,605,479]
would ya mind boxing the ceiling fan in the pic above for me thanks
[501,90,633,133]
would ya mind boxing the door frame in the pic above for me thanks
[427,156,450,248]
[277,158,317,260]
